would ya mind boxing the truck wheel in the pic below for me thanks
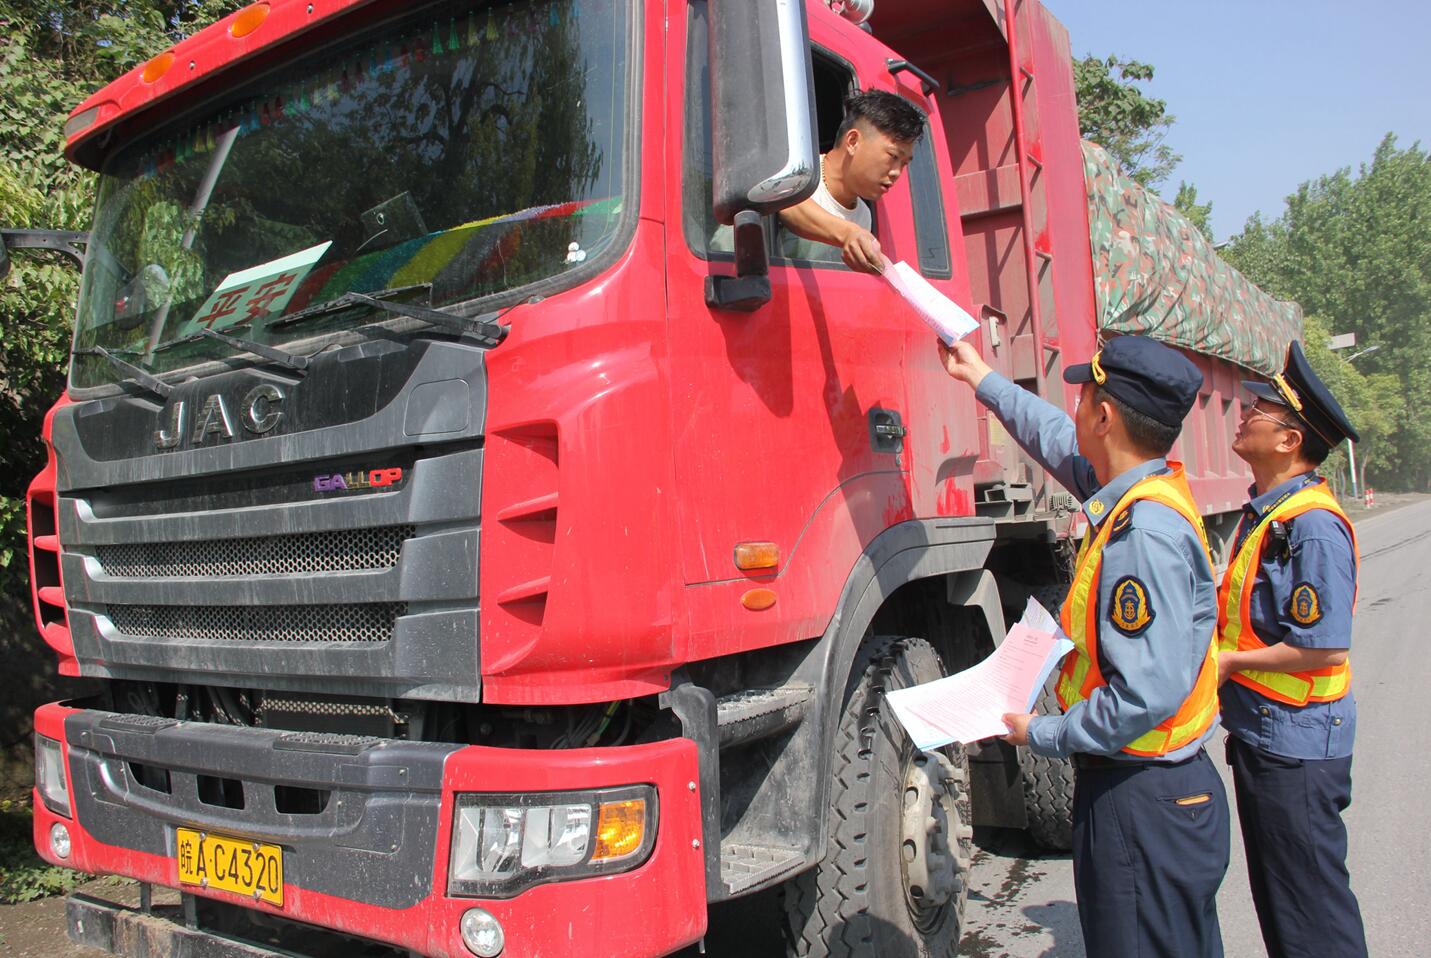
[1020,585,1074,851]
[784,637,972,958]
[1018,676,1074,850]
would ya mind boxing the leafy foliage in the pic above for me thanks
[1172,181,1214,242]
[1225,134,1431,490]
[1072,55,1180,188]
[0,799,83,904]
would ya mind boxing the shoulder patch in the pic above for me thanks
[1109,507,1135,540]
[1289,582,1324,626]
[1109,575,1155,636]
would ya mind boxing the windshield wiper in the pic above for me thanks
[76,346,173,400]
[268,284,431,330]
[271,284,507,349]
[198,327,308,371]
[111,325,308,375]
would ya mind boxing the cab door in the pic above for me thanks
[664,8,911,635]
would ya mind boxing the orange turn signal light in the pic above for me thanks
[741,588,778,611]
[229,2,271,38]
[733,541,779,571]
[140,52,175,84]
[591,798,646,863]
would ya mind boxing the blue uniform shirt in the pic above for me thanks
[975,373,1219,762]
[1219,472,1358,760]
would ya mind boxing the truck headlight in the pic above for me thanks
[448,785,656,897]
[35,735,70,818]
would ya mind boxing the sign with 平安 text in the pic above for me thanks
[180,241,332,338]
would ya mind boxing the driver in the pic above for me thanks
[777,89,925,274]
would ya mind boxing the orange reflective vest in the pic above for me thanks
[1056,464,1220,758]
[1217,479,1357,706]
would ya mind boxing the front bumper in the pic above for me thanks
[34,702,708,958]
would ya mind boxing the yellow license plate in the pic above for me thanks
[175,828,284,906]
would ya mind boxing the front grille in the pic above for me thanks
[107,603,405,644]
[96,526,416,578]
[260,696,397,718]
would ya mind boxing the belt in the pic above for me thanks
[1072,748,1206,771]
[1071,753,1142,770]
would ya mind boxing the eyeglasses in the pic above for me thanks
[1242,404,1299,430]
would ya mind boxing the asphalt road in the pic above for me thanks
[694,497,1431,957]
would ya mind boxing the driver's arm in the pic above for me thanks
[777,200,883,274]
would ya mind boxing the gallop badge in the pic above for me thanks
[1109,575,1155,636]
[313,467,403,494]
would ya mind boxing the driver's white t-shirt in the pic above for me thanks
[782,157,871,262]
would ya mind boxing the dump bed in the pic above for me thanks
[1082,141,1301,377]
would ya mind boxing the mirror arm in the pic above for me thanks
[0,229,88,278]
[705,211,772,312]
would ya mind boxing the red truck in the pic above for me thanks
[23,0,1299,955]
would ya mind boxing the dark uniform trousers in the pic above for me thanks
[1225,734,1368,958]
[1071,748,1229,958]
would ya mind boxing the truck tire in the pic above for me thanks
[1018,675,1074,850]
[1020,584,1074,851]
[783,636,972,958]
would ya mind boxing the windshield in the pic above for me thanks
[72,0,630,390]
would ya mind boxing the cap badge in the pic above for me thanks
[1090,350,1107,385]
[1272,373,1304,413]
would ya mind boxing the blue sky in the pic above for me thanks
[1046,2,1431,240]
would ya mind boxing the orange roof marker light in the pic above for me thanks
[139,52,175,84]
[230,2,272,39]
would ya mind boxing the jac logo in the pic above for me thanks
[313,468,404,493]
[154,385,285,449]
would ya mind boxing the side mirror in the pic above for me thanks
[705,0,819,311]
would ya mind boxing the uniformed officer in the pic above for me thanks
[1219,341,1368,958]
[939,334,1229,957]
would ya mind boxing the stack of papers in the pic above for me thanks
[882,259,980,345]
[887,598,1075,750]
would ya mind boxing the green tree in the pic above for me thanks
[1297,315,1403,493]
[1073,54,1180,188]
[1172,181,1214,242]
[1225,134,1431,490]
[0,21,90,581]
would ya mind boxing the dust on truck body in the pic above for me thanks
[25,0,1293,955]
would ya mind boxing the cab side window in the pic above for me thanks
[774,53,863,267]
[682,0,729,257]
[906,125,951,278]
[682,11,866,268]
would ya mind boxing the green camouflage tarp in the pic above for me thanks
[1082,141,1301,376]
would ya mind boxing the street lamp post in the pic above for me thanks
[1327,336,1381,499]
